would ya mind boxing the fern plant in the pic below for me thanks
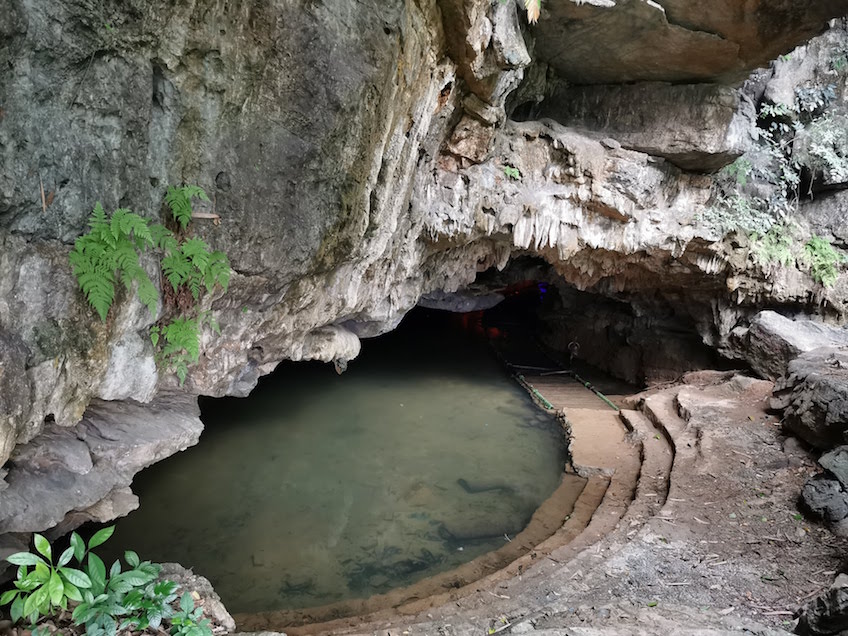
[803,236,844,287]
[752,223,795,268]
[70,185,231,386]
[69,204,160,321]
[161,237,230,301]
[166,185,209,231]
[150,313,220,386]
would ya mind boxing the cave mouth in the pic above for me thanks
[97,307,584,619]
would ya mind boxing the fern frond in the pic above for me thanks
[136,276,159,317]
[161,251,192,292]
[88,203,109,231]
[206,251,231,292]
[78,269,115,322]
[150,224,178,253]
[165,187,192,230]
[121,210,154,248]
[181,238,211,272]
[113,243,141,282]
[187,274,202,301]
[166,185,209,230]
[175,361,188,386]
[159,317,201,362]
[180,185,209,202]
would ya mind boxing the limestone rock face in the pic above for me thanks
[532,0,846,84]
[0,393,202,537]
[0,0,847,539]
[537,83,757,172]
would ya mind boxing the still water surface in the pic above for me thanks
[107,311,569,612]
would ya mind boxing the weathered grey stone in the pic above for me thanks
[801,474,848,527]
[798,573,848,635]
[418,289,505,313]
[739,311,848,381]
[774,347,848,450]
[0,392,202,535]
[803,189,848,247]
[0,329,31,469]
[532,0,845,84]
[159,563,236,633]
[538,82,757,172]
[821,446,848,489]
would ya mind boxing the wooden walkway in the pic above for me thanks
[518,371,640,485]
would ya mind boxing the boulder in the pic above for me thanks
[801,474,848,534]
[797,573,848,636]
[773,347,848,450]
[158,563,236,633]
[821,446,848,490]
[739,311,848,381]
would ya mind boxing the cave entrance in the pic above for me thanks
[97,305,585,622]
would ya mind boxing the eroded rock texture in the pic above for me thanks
[532,0,847,84]
[0,0,847,539]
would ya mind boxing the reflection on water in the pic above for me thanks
[106,310,569,613]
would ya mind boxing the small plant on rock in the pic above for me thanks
[70,185,231,386]
[803,235,845,287]
[0,533,92,629]
[69,204,159,321]
[752,223,795,268]
[170,592,213,636]
[150,312,220,385]
[1,528,215,636]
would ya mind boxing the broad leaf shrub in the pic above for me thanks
[70,186,230,385]
[1,528,213,636]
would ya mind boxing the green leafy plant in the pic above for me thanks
[2,527,214,636]
[0,534,92,627]
[502,165,521,180]
[752,223,795,267]
[150,312,220,385]
[700,193,776,236]
[70,185,231,386]
[68,526,155,636]
[69,204,159,321]
[166,185,210,231]
[161,237,230,301]
[122,579,179,632]
[170,592,213,636]
[803,235,844,287]
[720,157,753,187]
[804,114,848,184]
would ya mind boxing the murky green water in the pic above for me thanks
[106,311,569,613]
